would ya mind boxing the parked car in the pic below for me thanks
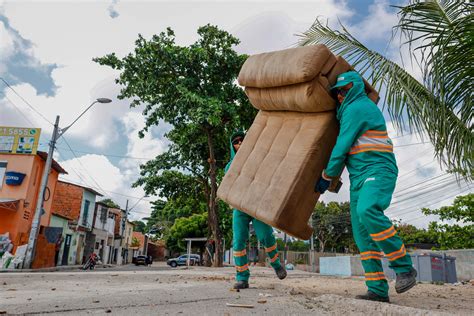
[167,254,201,267]
[132,255,152,266]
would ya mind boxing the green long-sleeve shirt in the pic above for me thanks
[325,71,398,184]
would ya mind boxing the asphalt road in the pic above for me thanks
[1,264,472,315]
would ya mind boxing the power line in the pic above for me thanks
[56,147,98,190]
[396,147,433,166]
[398,159,436,180]
[393,173,451,197]
[0,77,54,126]
[55,146,154,160]
[312,183,471,227]
[390,178,467,211]
[395,141,430,148]
[387,185,472,218]
[392,175,457,202]
[2,94,35,126]
[55,152,153,216]
[60,136,108,197]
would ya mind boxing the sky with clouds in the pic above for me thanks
[0,0,471,228]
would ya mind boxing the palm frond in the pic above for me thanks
[298,13,473,179]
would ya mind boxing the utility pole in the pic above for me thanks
[310,213,315,272]
[283,233,287,265]
[121,199,129,263]
[23,116,60,269]
[22,98,111,269]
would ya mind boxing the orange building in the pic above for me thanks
[0,151,67,251]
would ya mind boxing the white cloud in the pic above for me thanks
[119,111,169,171]
[0,20,15,63]
[2,0,469,228]
[58,153,153,220]
[349,0,398,42]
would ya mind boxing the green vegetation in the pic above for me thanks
[95,25,256,266]
[312,201,356,253]
[98,198,121,209]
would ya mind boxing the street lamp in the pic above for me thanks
[23,98,112,269]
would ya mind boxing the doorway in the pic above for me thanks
[62,234,72,265]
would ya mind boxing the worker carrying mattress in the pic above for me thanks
[217,44,379,240]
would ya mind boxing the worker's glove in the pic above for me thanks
[315,171,331,194]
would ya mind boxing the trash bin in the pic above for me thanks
[382,253,457,283]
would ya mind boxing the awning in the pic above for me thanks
[0,198,20,211]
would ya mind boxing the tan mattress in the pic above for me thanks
[218,45,380,240]
[217,110,338,240]
[238,45,335,88]
[244,75,336,112]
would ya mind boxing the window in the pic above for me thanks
[0,161,7,189]
[100,207,107,224]
[82,200,90,226]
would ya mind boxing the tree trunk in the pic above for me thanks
[317,236,326,253]
[205,128,223,267]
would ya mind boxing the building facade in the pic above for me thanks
[91,202,116,264]
[0,151,66,252]
[50,181,102,265]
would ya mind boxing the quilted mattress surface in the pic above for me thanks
[218,45,380,240]
[217,110,338,239]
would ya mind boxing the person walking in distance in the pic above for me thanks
[315,71,417,302]
[225,130,287,289]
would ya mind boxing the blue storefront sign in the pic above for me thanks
[5,172,26,186]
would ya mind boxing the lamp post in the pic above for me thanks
[23,98,112,269]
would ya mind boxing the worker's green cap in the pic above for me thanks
[331,71,360,90]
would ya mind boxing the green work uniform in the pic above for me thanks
[225,131,282,281]
[325,71,413,298]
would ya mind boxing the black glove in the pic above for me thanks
[315,173,331,194]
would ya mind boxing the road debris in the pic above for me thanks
[226,303,254,308]
[289,288,302,295]
[259,293,273,297]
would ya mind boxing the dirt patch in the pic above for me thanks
[256,273,474,315]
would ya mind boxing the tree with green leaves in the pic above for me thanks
[300,0,472,178]
[422,193,473,249]
[312,201,355,253]
[395,223,437,246]
[94,25,256,266]
[166,213,209,254]
[98,198,121,209]
[132,220,146,233]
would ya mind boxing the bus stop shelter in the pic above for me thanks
[183,237,207,266]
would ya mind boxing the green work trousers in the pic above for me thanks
[232,210,281,281]
[350,173,413,297]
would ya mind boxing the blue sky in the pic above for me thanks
[0,0,470,227]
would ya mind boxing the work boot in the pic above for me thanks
[275,265,287,280]
[395,267,417,294]
[355,291,390,303]
[233,280,249,290]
